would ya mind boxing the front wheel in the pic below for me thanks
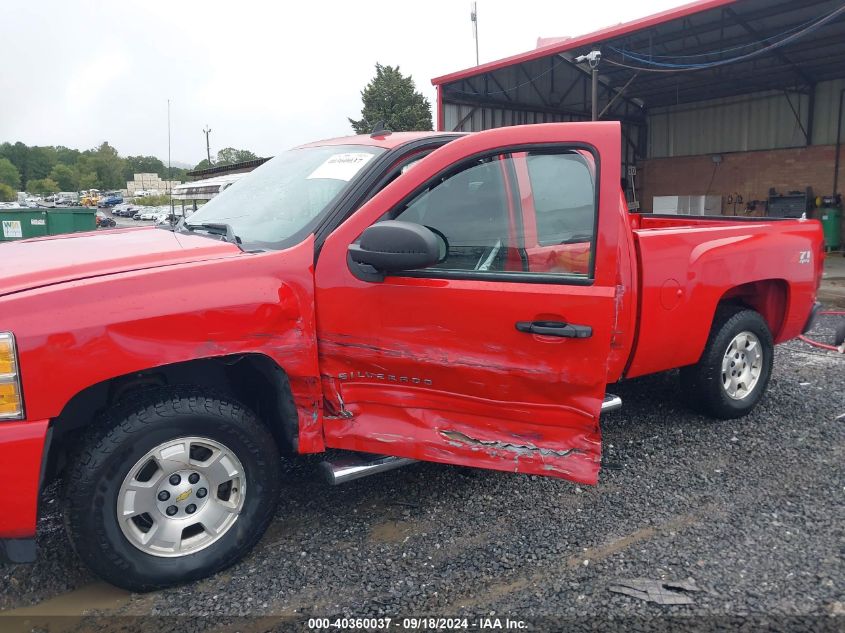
[680,307,774,419]
[63,389,281,591]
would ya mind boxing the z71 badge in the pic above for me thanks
[798,250,811,264]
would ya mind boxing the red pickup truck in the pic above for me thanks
[0,122,823,590]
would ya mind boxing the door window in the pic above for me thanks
[390,150,597,280]
[525,152,595,247]
[393,156,518,273]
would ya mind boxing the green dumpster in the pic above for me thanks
[47,207,97,235]
[819,206,841,251]
[0,208,49,241]
[0,207,97,242]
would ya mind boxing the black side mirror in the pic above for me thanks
[348,220,444,274]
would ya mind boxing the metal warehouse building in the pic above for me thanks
[431,0,845,243]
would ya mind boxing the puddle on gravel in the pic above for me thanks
[369,519,426,543]
[1,581,131,617]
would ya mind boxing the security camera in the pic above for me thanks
[575,50,602,64]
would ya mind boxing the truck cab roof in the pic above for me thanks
[296,131,459,151]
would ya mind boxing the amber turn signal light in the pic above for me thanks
[0,333,24,420]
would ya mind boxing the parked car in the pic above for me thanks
[155,213,180,225]
[132,209,161,221]
[111,204,135,217]
[0,123,824,592]
[95,211,116,228]
[56,193,80,206]
[98,193,124,208]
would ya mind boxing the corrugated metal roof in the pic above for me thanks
[432,0,736,86]
[434,0,845,111]
[172,173,247,200]
[187,158,270,179]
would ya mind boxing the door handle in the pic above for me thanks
[515,320,593,338]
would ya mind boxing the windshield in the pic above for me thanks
[184,144,385,249]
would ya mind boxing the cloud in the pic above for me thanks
[64,49,130,111]
[2,0,685,165]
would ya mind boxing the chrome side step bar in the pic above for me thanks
[320,454,417,485]
[602,394,622,413]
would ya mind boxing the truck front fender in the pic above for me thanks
[0,237,325,453]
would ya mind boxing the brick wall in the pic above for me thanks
[638,144,844,219]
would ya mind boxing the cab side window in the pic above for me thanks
[389,149,597,280]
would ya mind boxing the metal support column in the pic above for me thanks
[575,50,602,121]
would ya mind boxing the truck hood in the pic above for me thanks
[0,227,242,297]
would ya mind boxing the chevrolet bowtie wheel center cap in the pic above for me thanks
[155,470,209,518]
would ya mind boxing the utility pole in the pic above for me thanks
[471,2,479,66]
[167,100,172,176]
[167,99,173,212]
[203,125,212,165]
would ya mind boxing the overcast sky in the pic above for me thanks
[3,0,684,166]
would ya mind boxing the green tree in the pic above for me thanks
[0,157,21,189]
[55,145,81,166]
[91,142,125,189]
[215,148,258,166]
[0,142,30,183]
[0,183,15,202]
[26,177,60,195]
[0,140,184,191]
[349,63,432,134]
[26,146,57,181]
[49,164,78,191]
[123,155,165,181]
[193,159,212,171]
[77,171,98,190]
[163,166,187,181]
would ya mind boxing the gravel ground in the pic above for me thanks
[1,312,842,632]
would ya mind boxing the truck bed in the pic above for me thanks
[623,213,822,380]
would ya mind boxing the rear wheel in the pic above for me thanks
[63,389,281,591]
[680,307,774,419]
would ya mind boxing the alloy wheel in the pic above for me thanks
[721,331,763,400]
[116,437,246,557]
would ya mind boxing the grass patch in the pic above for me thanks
[132,194,173,206]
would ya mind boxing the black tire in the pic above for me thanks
[63,388,281,591]
[680,307,774,419]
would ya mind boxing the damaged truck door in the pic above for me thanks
[315,125,622,485]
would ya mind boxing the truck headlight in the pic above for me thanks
[0,333,24,420]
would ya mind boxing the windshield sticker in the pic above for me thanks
[307,152,375,182]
